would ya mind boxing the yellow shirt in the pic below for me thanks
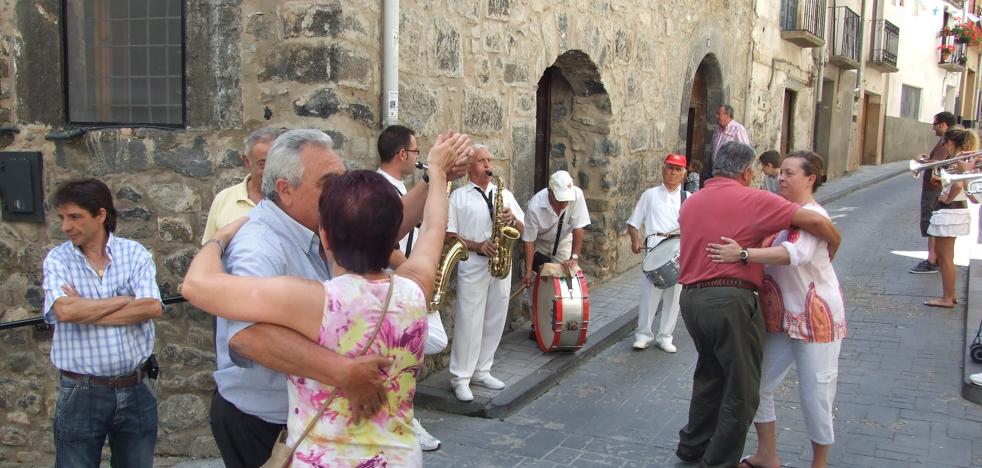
[201,175,257,243]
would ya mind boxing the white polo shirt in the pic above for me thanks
[377,168,419,256]
[521,187,591,261]
[448,180,525,244]
[627,184,688,249]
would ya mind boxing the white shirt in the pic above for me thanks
[377,168,419,256]
[448,180,525,244]
[521,187,591,261]
[627,184,688,249]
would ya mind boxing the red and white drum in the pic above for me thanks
[533,264,589,353]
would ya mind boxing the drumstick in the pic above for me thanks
[510,284,527,300]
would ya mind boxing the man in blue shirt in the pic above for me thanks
[42,178,163,468]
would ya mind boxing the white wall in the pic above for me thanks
[887,0,957,122]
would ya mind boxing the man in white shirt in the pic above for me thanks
[627,154,689,353]
[521,170,591,286]
[375,124,445,450]
[447,145,525,402]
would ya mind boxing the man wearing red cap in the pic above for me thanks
[627,154,689,352]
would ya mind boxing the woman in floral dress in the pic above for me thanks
[707,151,845,468]
[183,132,469,467]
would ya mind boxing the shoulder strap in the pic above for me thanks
[680,189,687,204]
[551,211,566,257]
[290,273,396,450]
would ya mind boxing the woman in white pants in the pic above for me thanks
[707,151,846,468]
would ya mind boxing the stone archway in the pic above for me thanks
[678,54,724,184]
[533,50,612,196]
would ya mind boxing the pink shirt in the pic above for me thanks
[678,177,799,289]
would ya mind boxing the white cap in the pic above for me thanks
[548,170,576,202]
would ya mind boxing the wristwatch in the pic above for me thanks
[739,249,749,264]
[571,254,579,260]
[421,173,430,184]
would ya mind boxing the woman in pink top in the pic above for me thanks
[183,132,470,467]
[707,151,845,468]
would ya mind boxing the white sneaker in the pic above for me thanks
[970,372,982,387]
[452,383,473,401]
[656,338,677,353]
[412,418,441,451]
[633,337,652,350]
[473,374,506,390]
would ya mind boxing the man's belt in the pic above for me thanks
[61,363,149,389]
[682,278,758,293]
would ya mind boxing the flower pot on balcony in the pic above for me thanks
[941,49,952,63]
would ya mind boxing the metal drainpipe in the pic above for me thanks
[382,0,399,127]
[812,1,830,149]
[855,0,866,118]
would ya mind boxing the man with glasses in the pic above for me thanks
[375,124,446,451]
[910,112,957,274]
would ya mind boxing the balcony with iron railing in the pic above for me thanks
[780,0,827,48]
[939,33,968,72]
[828,6,860,69]
[869,19,899,73]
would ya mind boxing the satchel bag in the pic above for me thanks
[261,274,396,468]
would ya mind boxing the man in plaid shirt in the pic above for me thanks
[42,179,162,468]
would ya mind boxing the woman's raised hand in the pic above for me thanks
[427,130,471,182]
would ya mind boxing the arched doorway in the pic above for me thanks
[680,55,724,184]
[533,50,612,195]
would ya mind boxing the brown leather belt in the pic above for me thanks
[61,367,147,389]
[682,278,758,293]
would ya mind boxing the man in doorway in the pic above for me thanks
[447,145,525,402]
[709,105,751,174]
[909,111,957,274]
[201,127,281,242]
[627,154,689,353]
[43,178,163,467]
[675,141,841,468]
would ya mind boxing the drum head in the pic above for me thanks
[644,237,680,270]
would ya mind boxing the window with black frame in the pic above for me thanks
[64,0,185,126]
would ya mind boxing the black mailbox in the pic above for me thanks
[0,151,44,223]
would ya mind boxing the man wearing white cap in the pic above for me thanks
[522,170,592,288]
[627,153,690,353]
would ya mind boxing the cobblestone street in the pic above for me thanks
[411,173,982,468]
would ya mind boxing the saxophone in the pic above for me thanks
[414,161,469,312]
[488,172,521,279]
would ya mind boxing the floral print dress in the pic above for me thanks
[286,274,427,467]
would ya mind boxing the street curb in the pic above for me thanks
[962,259,982,404]
[815,164,908,205]
[414,306,640,419]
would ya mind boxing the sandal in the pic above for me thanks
[739,457,764,468]
[923,300,956,309]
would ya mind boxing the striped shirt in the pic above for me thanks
[42,234,161,376]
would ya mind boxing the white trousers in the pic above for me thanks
[449,256,510,385]
[635,276,681,342]
[754,333,842,445]
[424,312,448,355]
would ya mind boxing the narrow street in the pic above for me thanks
[417,174,982,468]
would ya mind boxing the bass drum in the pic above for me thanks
[533,264,589,353]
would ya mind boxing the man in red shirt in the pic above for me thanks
[674,141,841,468]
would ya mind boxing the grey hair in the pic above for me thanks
[712,141,756,178]
[243,127,283,160]
[471,144,491,154]
[721,104,735,118]
[261,129,334,201]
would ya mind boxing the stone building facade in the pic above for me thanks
[0,0,806,461]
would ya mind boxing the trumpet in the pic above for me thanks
[909,152,982,178]
[939,169,982,187]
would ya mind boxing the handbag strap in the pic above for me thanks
[290,273,396,451]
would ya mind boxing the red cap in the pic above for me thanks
[665,153,687,168]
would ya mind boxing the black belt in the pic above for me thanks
[62,362,149,389]
[937,200,967,210]
[682,278,758,293]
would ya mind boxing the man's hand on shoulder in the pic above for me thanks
[342,355,394,422]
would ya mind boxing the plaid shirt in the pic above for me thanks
[42,234,161,376]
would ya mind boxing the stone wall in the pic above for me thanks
[0,0,764,460]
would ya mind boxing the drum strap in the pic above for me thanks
[681,190,687,204]
[552,211,566,257]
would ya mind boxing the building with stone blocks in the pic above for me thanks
[0,0,957,461]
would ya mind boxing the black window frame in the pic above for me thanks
[60,0,188,128]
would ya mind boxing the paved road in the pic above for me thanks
[416,174,982,468]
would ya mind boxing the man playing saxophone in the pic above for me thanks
[446,145,525,402]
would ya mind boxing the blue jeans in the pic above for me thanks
[54,374,158,468]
